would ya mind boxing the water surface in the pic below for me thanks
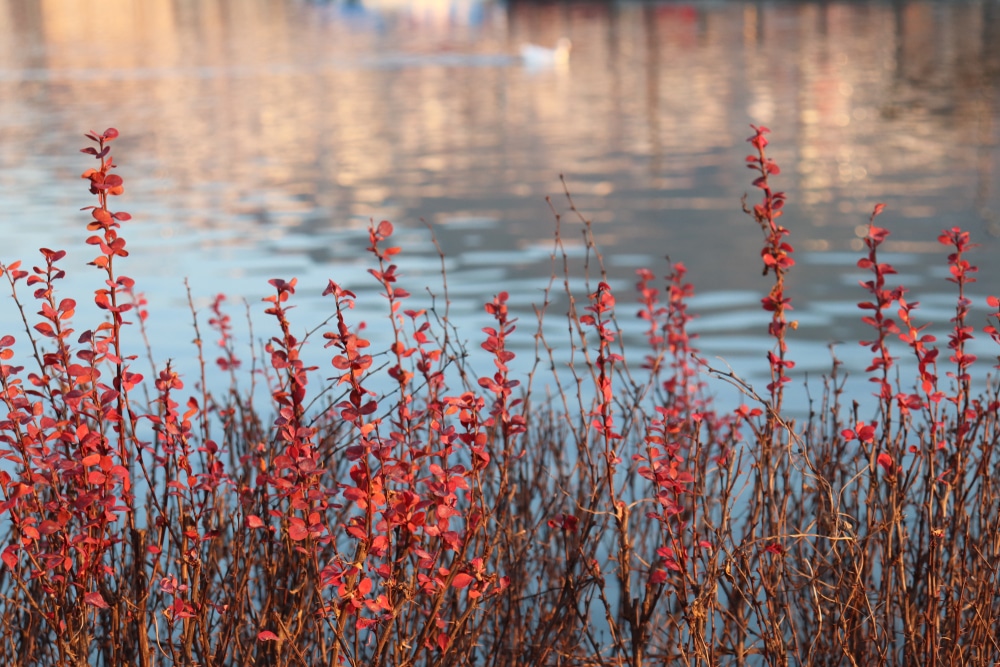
[1,0,999,402]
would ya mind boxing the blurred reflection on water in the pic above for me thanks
[1,0,999,394]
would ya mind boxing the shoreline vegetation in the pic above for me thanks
[1,126,999,666]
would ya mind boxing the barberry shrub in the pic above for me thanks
[1,127,998,666]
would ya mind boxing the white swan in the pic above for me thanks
[519,38,572,68]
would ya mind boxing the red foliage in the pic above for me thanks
[1,125,999,667]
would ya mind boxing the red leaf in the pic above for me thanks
[1,546,18,570]
[288,521,309,541]
[33,322,56,338]
[451,573,474,589]
[39,520,62,535]
[257,630,280,642]
[247,515,265,529]
[84,592,110,609]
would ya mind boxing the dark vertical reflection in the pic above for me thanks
[816,0,829,42]
[892,0,905,89]
[979,0,1000,237]
[643,4,661,178]
[753,0,765,45]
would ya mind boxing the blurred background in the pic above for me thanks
[1,0,999,401]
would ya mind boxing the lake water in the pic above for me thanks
[1,0,999,406]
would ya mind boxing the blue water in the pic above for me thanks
[1,0,998,405]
